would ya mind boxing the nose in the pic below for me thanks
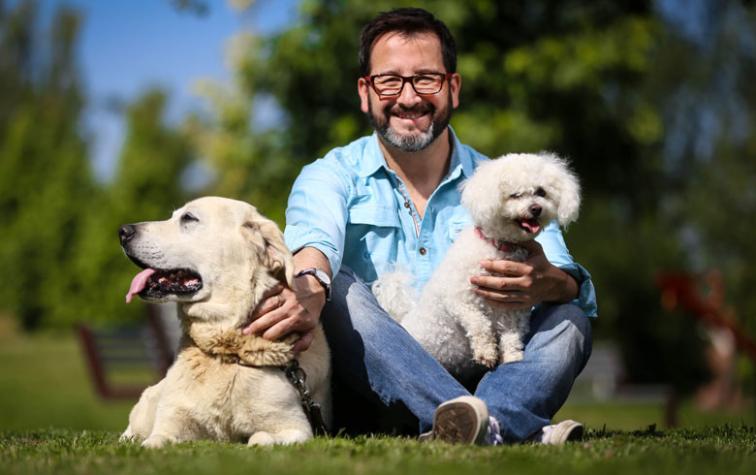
[529,205,542,218]
[396,79,421,107]
[119,224,136,245]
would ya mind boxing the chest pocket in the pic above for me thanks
[346,204,402,281]
[447,218,471,243]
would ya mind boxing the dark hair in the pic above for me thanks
[359,8,457,76]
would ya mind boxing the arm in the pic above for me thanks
[242,159,350,351]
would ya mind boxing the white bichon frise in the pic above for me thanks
[374,153,581,379]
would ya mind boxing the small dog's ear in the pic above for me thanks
[461,159,503,224]
[242,218,294,287]
[547,156,581,227]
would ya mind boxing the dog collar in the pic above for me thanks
[474,227,516,253]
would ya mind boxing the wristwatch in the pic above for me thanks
[295,268,332,301]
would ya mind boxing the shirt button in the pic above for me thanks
[404,201,410,208]
[419,247,427,255]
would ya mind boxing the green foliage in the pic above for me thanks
[0,1,93,329]
[0,1,192,327]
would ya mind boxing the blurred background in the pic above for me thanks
[0,0,754,432]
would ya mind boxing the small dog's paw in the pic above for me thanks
[501,350,524,364]
[473,346,499,368]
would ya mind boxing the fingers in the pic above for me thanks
[473,287,532,309]
[262,311,315,341]
[470,274,530,292]
[479,259,531,277]
[243,288,292,335]
[292,330,315,353]
[244,303,289,336]
[249,284,285,319]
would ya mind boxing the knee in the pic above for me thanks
[320,268,394,344]
[537,303,591,339]
[531,303,592,367]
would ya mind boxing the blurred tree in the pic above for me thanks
[0,0,94,329]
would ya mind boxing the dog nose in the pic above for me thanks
[119,224,137,245]
[529,205,542,218]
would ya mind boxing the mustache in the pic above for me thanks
[384,104,435,116]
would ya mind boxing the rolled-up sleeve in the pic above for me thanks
[536,222,598,317]
[284,160,352,276]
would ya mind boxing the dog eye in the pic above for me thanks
[535,187,547,197]
[509,192,522,199]
[181,212,199,223]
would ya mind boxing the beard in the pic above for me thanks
[366,92,452,152]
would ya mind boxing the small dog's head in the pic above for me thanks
[461,153,581,242]
[119,197,292,322]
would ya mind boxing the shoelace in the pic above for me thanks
[486,416,504,445]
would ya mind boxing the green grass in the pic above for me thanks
[1,317,755,474]
[1,426,755,475]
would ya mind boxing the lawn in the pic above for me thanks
[1,316,754,475]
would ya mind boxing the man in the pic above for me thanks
[244,7,597,445]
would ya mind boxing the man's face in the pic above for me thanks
[358,32,461,152]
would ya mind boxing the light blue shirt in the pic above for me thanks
[284,131,597,317]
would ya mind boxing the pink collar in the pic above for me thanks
[475,227,516,253]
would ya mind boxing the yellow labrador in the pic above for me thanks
[118,196,331,447]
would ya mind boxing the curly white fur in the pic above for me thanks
[374,153,581,380]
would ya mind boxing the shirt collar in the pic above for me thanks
[356,126,475,180]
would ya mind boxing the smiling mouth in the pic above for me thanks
[393,110,429,120]
[125,256,203,303]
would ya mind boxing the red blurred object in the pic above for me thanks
[657,271,756,361]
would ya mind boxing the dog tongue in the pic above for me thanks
[519,219,541,234]
[126,268,156,303]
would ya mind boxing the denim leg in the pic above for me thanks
[320,267,470,435]
[474,303,592,442]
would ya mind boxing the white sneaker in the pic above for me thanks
[420,396,493,445]
[539,420,584,445]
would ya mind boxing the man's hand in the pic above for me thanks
[469,240,578,309]
[241,275,326,353]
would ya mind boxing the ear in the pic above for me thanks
[460,157,507,225]
[358,77,370,114]
[545,155,581,227]
[242,218,294,287]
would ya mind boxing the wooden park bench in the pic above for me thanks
[77,305,178,400]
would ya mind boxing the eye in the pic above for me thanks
[181,212,199,223]
[535,187,547,197]
[509,192,522,199]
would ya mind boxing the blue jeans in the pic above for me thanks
[321,268,592,442]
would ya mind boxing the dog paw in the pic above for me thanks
[141,435,171,449]
[119,428,136,443]
[248,432,276,446]
[501,350,524,364]
[473,347,499,368]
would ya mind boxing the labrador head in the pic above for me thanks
[119,197,293,321]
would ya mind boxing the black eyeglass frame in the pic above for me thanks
[363,72,453,98]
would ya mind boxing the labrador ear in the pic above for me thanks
[242,217,294,287]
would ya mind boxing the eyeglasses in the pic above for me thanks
[364,72,451,98]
